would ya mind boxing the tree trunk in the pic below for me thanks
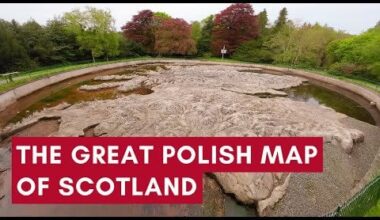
[106,55,109,62]
[293,47,302,65]
[319,51,326,67]
[92,51,95,63]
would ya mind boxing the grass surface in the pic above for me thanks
[365,199,380,216]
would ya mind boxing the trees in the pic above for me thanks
[154,18,196,56]
[327,27,380,81]
[273,7,288,33]
[16,20,55,66]
[265,20,295,64]
[154,12,171,21]
[122,10,155,53]
[197,15,214,55]
[118,34,146,57]
[233,38,274,63]
[1,8,125,73]
[64,7,119,63]
[191,21,201,44]
[211,3,259,56]
[102,32,121,61]
[264,22,349,68]
[258,9,269,35]
[233,9,272,63]
[0,4,379,85]
[191,21,202,55]
[153,11,172,33]
[123,10,196,56]
[375,21,380,29]
[303,24,348,67]
[45,17,86,64]
[0,19,31,73]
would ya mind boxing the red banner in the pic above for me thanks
[12,137,323,204]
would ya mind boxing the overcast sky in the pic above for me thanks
[0,3,379,35]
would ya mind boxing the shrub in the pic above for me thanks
[369,62,380,81]
[328,62,367,76]
[202,52,212,59]
[233,39,274,63]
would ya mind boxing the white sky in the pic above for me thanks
[0,3,379,35]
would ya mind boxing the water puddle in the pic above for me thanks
[117,64,169,76]
[237,68,283,76]
[7,82,121,125]
[252,92,287,98]
[284,82,378,126]
[0,116,60,147]
[224,195,257,216]
[203,174,257,217]
[238,68,263,74]
[0,64,164,127]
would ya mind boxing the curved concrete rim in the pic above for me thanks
[0,59,379,115]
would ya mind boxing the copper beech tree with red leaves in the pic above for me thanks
[122,10,196,56]
[121,10,155,53]
[154,18,196,56]
[211,3,259,56]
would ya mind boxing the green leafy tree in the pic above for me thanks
[198,15,214,55]
[154,12,171,21]
[273,7,288,33]
[265,20,295,64]
[191,21,201,52]
[266,22,349,68]
[45,17,87,63]
[0,19,31,73]
[233,38,274,63]
[118,33,145,57]
[327,27,380,81]
[64,7,119,63]
[233,9,273,63]
[102,32,121,61]
[17,20,55,66]
[258,9,269,35]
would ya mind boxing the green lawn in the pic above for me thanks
[1,56,379,95]
[365,199,380,216]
